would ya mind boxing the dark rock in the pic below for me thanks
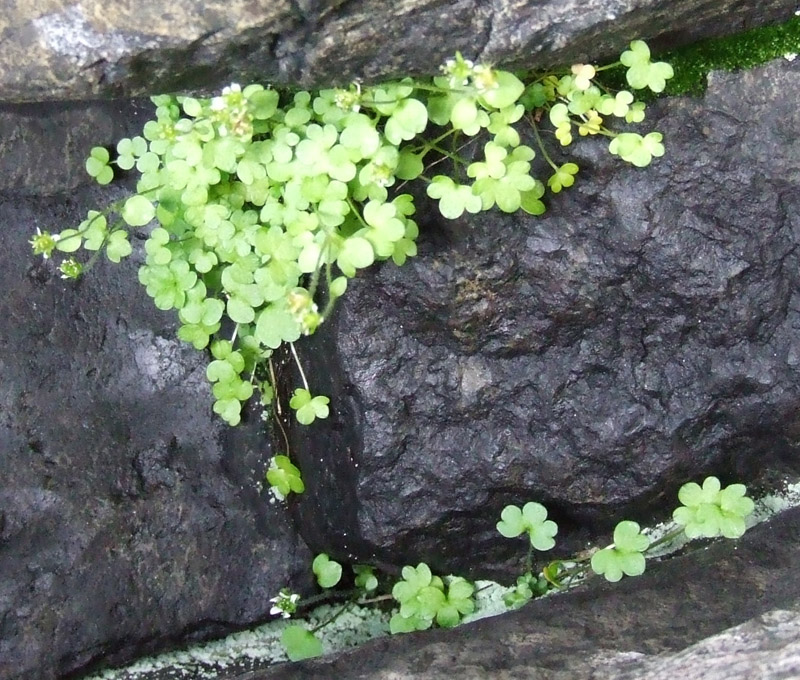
[248,505,800,680]
[0,100,151,195]
[286,57,800,577]
[0,0,796,102]
[0,179,313,678]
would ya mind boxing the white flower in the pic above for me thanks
[269,589,300,618]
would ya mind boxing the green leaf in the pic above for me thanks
[290,388,330,425]
[426,176,482,220]
[312,553,343,589]
[354,565,378,592]
[254,304,302,349]
[384,98,428,145]
[590,520,649,582]
[266,455,305,498]
[282,626,323,662]
[54,229,82,253]
[337,237,375,277]
[478,70,525,109]
[390,612,429,634]
[227,297,256,324]
[673,476,753,540]
[106,230,133,263]
[547,163,579,193]
[497,502,558,551]
[122,195,156,227]
[248,89,280,119]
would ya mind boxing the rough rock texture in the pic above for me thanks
[600,607,800,680]
[288,57,800,577]
[0,100,150,195]
[0,0,797,102]
[250,505,800,680]
[0,105,313,680]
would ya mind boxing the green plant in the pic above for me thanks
[496,501,558,550]
[498,476,755,608]
[33,42,672,447]
[589,520,649,582]
[268,475,754,662]
[266,454,305,499]
[672,476,754,539]
[312,553,343,589]
[389,563,475,633]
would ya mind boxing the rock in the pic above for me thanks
[599,608,800,680]
[286,57,800,576]
[0,0,796,102]
[0,178,313,679]
[0,100,150,195]
[248,505,800,679]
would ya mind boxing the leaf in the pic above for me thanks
[337,237,375,277]
[384,98,428,145]
[122,195,156,227]
[497,502,557,551]
[479,71,525,109]
[266,455,305,497]
[106,230,133,263]
[255,304,302,349]
[496,505,525,538]
[590,521,649,582]
[227,297,256,324]
[390,612,428,634]
[312,553,343,589]
[354,565,378,592]
[282,626,322,662]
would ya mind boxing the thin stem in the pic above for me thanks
[308,234,331,302]
[644,525,685,554]
[595,61,622,72]
[310,600,355,634]
[319,263,339,322]
[268,358,283,417]
[529,118,559,171]
[525,542,534,575]
[356,593,395,605]
[290,342,310,391]
[346,198,370,230]
[231,323,239,344]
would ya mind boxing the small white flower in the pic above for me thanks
[784,52,797,62]
[269,589,300,618]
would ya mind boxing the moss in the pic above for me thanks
[659,14,800,96]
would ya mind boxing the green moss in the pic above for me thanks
[659,14,800,96]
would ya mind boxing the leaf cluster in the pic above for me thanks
[673,476,754,539]
[38,42,672,434]
[390,563,475,633]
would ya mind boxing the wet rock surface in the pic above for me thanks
[0,108,313,679]
[0,100,149,195]
[249,505,800,680]
[0,0,797,102]
[288,57,800,576]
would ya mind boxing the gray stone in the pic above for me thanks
[0,100,150,195]
[0,176,313,679]
[599,607,800,680]
[248,505,800,679]
[0,0,796,102]
[286,57,800,576]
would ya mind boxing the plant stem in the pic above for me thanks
[290,342,310,391]
[310,600,355,634]
[529,118,559,171]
